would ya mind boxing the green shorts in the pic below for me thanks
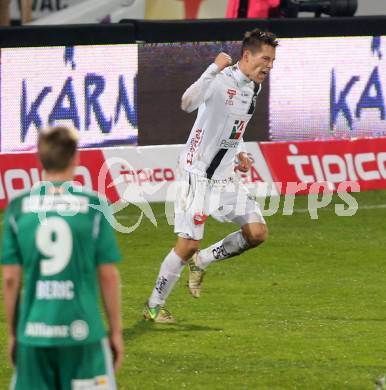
[11,338,116,390]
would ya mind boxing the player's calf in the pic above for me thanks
[175,236,201,262]
[187,229,255,298]
[241,222,268,247]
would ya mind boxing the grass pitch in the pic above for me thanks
[1,190,386,389]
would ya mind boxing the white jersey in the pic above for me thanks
[180,63,262,180]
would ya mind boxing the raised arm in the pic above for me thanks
[181,52,232,113]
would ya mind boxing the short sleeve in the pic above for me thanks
[95,201,121,265]
[1,206,22,265]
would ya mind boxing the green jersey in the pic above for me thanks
[1,182,121,347]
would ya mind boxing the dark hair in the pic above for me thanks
[38,126,78,172]
[241,28,279,55]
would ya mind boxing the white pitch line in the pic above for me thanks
[292,204,386,213]
[114,203,386,219]
[0,204,385,225]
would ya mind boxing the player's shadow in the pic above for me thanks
[123,320,223,342]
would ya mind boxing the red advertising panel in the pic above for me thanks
[0,143,274,209]
[260,138,386,194]
[2,139,386,208]
[0,153,41,209]
[0,150,119,209]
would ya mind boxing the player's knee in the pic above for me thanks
[244,224,268,247]
[175,237,200,261]
[185,240,200,258]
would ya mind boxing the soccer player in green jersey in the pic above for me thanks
[1,126,123,390]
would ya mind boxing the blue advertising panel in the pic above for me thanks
[1,44,138,152]
[270,36,386,141]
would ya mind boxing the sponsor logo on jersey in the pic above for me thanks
[70,320,89,341]
[23,194,89,213]
[226,89,237,105]
[227,89,236,99]
[219,119,245,149]
[26,320,89,340]
[219,139,239,148]
[25,322,69,338]
[230,120,245,139]
[186,128,203,165]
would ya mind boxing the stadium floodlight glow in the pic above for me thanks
[280,0,358,17]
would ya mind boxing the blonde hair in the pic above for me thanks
[38,126,78,172]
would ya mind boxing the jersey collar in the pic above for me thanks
[233,62,253,88]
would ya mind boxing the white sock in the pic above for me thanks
[148,249,186,307]
[197,230,250,269]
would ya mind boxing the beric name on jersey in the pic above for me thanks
[181,63,261,180]
[36,280,74,300]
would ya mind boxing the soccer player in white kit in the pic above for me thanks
[144,29,278,323]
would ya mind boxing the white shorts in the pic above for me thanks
[174,170,265,241]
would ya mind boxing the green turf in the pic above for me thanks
[1,190,386,389]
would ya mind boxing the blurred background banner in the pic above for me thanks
[10,0,79,21]
[1,44,138,152]
[26,0,146,25]
[138,41,269,145]
[269,36,386,141]
[0,141,277,207]
[5,0,386,25]
[1,34,385,151]
[3,136,386,207]
[17,0,228,24]
[144,0,227,19]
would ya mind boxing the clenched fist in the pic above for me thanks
[214,52,232,71]
[236,152,252,173]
